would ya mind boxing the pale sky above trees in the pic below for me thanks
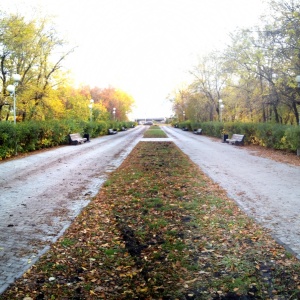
[1,0,267,118]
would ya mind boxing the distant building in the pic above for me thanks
[135,117,166,124]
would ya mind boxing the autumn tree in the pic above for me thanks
[222,0,300,124]
[189,52,228,121]
[90,86,134,121]
[179,0,300,125]
[0,11,73,121]
[168,88,190,122]
[266,0,300,124]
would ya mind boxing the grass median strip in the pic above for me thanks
[2,142,300,300]
[143,125,168,138]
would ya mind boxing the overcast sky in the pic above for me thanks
[1,0,267,118]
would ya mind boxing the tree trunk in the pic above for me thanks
[292,101,299,125]
[273,104,280,123]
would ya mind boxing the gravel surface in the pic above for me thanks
[0,126,147,294]
[162,126,300,258]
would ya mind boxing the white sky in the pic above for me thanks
[1,0,267,118]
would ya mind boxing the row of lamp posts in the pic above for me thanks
[10,76,296,126]
[2,74,299,155]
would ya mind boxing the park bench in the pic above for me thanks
[182,127,188,131]
[108,128,118,135]
[69,133,87,145]
[121,126,127,131]
[226,134,245,146]
[193,128,202,135]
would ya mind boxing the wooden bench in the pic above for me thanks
[226,134,245,145]
[193,128,202,135]
[69,133,87,145]
[108,128,118,135]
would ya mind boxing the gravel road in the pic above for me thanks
[162,126,300,258]
[0,125,147,294]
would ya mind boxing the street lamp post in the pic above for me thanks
[219,99,224,122]
[295,76,300,156]
[113,107,116,120]
[6,74,21,155]
[6,74,21,125]
[88,99,94,122]
[183,111,185,121]
[295,76,300,126]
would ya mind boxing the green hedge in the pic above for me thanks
[173,121,300,153]
[0,120,136,160]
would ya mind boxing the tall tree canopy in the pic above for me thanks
[171,0,300,125]
[0,11,74,121]
[0,11,135,123]
[91,86,134,121]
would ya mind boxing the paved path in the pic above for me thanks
[0,126,147,294]
[162,126,300,258]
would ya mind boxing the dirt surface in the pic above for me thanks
[162,126,300,259]
[0,126,147,294]
[245,143,300,167]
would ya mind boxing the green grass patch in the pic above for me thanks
[143,125,168,138]
[2,141,300,300]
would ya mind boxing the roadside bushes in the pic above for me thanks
[174,121,300,153]
[0,119,136,160]
[284,126,300,151]
[0,122,16,159]
[84,121,108,138]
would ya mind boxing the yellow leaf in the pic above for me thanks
[185,278,200,284]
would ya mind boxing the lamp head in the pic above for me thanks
[12,74,21,83]
[6,84,15,94]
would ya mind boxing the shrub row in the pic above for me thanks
[174,121,300,153]
[0,119,136,160]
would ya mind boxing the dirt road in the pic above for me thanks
[162,126,300,258]
[0,126,147,293]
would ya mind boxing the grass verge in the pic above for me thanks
[1,142,300,300]
[143,125,168,138]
